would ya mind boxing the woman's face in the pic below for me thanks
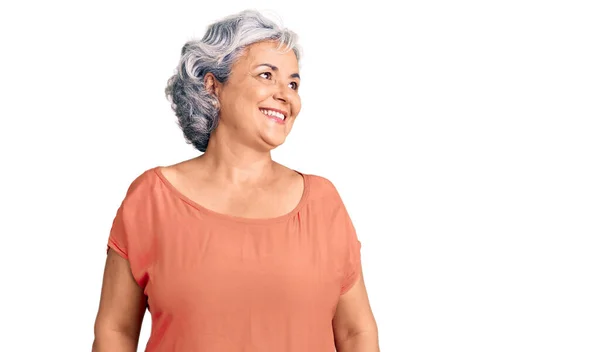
[210,40,301,151]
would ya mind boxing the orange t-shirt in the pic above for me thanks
[107,167,362,351]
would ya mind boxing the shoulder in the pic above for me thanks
[304,173,359,242]
[120,166,163,202]
[302,172,345,205]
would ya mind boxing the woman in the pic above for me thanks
[93,9,379,352]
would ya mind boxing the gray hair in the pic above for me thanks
[165,9,301,152]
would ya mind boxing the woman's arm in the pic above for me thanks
[333,270,380,352]
[92,249,146,352]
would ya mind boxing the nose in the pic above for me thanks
[273,81,291,103]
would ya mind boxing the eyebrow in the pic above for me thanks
[255,63,300,79]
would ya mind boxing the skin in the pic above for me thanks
[92,40,379,351]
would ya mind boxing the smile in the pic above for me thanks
[259,108,287,123]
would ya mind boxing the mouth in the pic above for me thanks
[259,107,288,124]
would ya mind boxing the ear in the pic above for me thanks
[204,73,223,98]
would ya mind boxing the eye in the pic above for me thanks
[259,72,272,79]
[289,81,299,90]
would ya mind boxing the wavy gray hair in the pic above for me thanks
[165,9,301,152]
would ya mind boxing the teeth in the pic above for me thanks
[260,109,285,120]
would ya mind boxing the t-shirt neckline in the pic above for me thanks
[152,166,311,225]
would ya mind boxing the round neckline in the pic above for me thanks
[152,166,311,225]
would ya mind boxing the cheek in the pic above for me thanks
[251,84,273,102]
[292,96,302,116]
[242,77,270,97]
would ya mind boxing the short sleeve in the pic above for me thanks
[321,178,363,296]
[338,203,362,295]
[107,202,130,259]
[106,170,155,289]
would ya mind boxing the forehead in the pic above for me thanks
[235,40,298,70]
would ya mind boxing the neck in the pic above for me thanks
[200,128,277,185]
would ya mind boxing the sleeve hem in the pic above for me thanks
[107,237,128,260]
[340,259,362,295]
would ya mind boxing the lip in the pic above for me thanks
[258,107,289,120]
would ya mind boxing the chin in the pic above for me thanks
[260,132,288,150]
[265,138,287,150]
[257,119,293,150]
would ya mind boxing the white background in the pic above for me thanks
[1,0,598,351]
